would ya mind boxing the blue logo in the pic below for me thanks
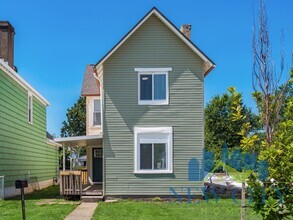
[169,143,277,204]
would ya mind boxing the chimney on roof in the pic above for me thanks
[0,21,15,68]
[180,24,191,39]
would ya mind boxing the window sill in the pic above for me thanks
[134,170,173,174]
[138,100,169,105]
[91,125,101,128]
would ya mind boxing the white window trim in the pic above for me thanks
[134,127,173,174]
[28,92,33,124]
[135,68,171,105]
[90,97,101,128]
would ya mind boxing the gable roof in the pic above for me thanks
[0,59,50,106]
[81,64,100,96]
[95,7,215,76]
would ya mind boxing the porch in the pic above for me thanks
[54,135,103,200]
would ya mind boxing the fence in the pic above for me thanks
[0,176,4,199]
[59,171,82,196]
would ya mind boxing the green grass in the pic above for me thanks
[93,199,261,220]
[0,185,78,220]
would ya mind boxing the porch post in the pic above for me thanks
[62,143,65,171]
[70,147,72,171]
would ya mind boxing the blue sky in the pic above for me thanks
[1,0,292,136]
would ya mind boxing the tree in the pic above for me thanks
[59,96,86,169]
[61,96,86,137]
[204,88,259,155]
[252,0,291,147]
[248,96,293,220]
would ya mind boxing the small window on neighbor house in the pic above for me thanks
[93,99,101,126]
[28,93,33,124]
[135,68,171,105]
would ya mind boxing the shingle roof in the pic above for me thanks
[46,131,54,140]
[81,65,99,96]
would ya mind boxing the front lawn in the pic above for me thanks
[0,185,78,220]
[224,164,253,183]
[93,199,261,220]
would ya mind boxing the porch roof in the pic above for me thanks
[54,134,103,147]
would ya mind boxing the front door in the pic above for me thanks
[92,148,103,182]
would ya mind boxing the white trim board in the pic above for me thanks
[95,8,215,75]
[0,59,50,106]
[135,68,172,72]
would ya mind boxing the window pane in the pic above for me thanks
[140,75,152,100]
[94,100,101,111]
[154,143,166,170]
[140,144,152,169]
[93,112,101,126]
[154,74,166,100]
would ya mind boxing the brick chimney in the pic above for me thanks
[0,21,15,68]
[180,24,191,39]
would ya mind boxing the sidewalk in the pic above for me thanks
[65,202,98,220]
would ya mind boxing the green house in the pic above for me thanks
[0,21,59,198]
[56,7,215,200]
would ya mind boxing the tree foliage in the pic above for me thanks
[59,96,86,169]
[61,96,86,137]
[248,96,293,219]
[204,88,259,154]
[229,87,260,152]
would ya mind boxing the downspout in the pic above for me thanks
[93,66,103,134]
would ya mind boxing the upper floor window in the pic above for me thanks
[135,68,172,105]
[28,93,33,124]
[93,99,101,126]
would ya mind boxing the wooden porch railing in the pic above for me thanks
[81,169,88,185]
[60,171,82,196]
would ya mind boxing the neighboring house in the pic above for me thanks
[55,7,215,199]
[0,21,60,198]
[78,156,87,167]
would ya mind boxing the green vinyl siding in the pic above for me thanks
[0,68,58,187]
[103,15,204,195]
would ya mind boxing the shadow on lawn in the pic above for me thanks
[5,185,63,201]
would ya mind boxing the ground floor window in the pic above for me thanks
[134,127,173,174]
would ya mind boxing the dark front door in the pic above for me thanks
[92,148,103,182]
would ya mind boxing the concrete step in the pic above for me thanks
[81,195,104,203]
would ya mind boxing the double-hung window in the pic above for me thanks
[93,99,101,126]
[135,68,171,105]
[134,127,173,174]
[28,92,33,124]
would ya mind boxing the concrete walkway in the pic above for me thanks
[65,203,98,220]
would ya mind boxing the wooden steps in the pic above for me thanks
[81,195,104,203]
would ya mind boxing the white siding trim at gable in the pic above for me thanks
[95,8,215,75]
[0,59,50,106]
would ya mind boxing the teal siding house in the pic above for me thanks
[0,21,59,198]
[56,7,215,200]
